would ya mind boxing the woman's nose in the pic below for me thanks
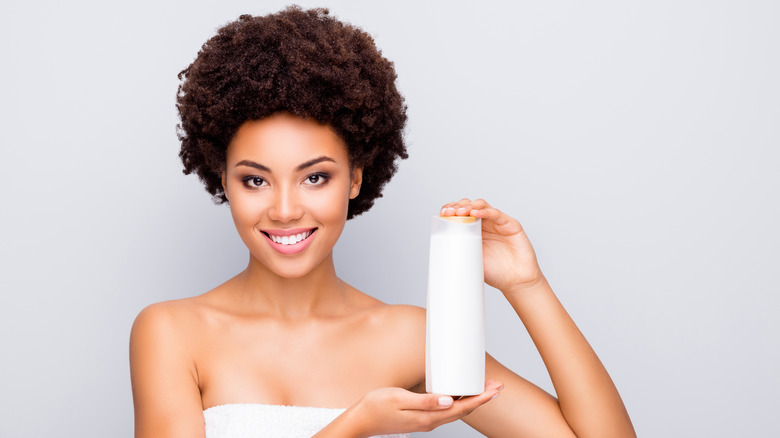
[267,186,304,223]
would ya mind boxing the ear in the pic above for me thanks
[349,167,363,200]
[221,171,229,201]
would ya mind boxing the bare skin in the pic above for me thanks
[130,113,636,437]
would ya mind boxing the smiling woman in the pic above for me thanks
[129,6,635,438]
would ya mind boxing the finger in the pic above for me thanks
[453,379,504,404]
[470,207,524,234]
[484,378,504,391]
[440,198,492,217]
[452,198,477,216]
[439,205,457,216]
[439,199,468,216]
[416,385,503,427]
[450,385,503,414]
[468,198,492,211]
[441,198,471,208]
[399,380,502,413]
[398,391,455,411]
[451,391,500,417]
[469,207,509,224]
[424,380,503,416]
[439,200,460,209]
[440,205,473,217]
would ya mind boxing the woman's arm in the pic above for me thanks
[442,199,636,438]
[129,302,206,438]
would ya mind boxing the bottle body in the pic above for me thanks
[425,216,485,396]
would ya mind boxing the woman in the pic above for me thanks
[130,6,635,437]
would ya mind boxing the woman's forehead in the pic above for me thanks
[227,114,349,166]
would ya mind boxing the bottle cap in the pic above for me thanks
[431,215,481,237]
[440,216,477,224]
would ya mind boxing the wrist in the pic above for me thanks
[502,274,560,320]
[342,403,370,438]
[313,403,368,438]
[344,396,377,438]
[502,272,547,297]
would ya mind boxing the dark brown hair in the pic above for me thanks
[176,6,408,219]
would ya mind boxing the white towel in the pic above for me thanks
[204,403,410,438]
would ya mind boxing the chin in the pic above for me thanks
[270,264,314,279]
[254,253,325,280]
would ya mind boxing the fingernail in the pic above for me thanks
[490,393,500,400]
[438,396,453,406]
[440,207,447,215]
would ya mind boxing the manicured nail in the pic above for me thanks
[440,207,447,215]
[456,207,468,214]
[490,393,500,400]
[438,396,453,406]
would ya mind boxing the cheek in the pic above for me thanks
[228,192,262,231]
[308,185,350,221]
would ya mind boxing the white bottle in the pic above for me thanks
[425,215,485,396]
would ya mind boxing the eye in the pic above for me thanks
[241,176,267,188]
[304,173,330,186]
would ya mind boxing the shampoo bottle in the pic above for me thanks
[425,215,485,396]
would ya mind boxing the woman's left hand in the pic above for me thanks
[440,198,543,293]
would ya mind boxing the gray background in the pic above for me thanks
[1,0,778,436]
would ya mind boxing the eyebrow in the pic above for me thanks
[235,156,336,172]
[295,156,336,171]
[235,160,270,172]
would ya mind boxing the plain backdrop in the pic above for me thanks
[1,0,778,436]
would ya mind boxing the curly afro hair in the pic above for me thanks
[176,6,408,219]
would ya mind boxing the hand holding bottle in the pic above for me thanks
[440,198,543,294]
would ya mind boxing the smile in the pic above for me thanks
[260,227,318,255]
[267,229,315,245]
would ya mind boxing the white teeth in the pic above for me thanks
[268,230,312,245]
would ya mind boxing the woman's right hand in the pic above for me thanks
[317,380,503,437]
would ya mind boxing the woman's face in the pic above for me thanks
[222,113,362,279]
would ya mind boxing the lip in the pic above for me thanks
[260,227,317,255]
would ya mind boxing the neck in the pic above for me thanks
[229,251,349,320]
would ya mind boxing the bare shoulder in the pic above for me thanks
[376,304,426,352]
[131,298,207,345]
[361,303,426,352]
[348,286,425,330]
[342,284,425,343]
[129,296,218,382]
[129,297,211,381]
[341,281,425,328]
[372,303,425,328]
[130,298,210,437]
[132,300,183,331]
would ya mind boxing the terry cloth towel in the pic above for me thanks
[204,403,410,438]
